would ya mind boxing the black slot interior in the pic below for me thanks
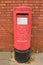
[16,13,28,15]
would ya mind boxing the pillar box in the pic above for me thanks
[13,6,32,63]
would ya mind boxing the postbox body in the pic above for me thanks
[14,6,32,50]
[13,6,32,62]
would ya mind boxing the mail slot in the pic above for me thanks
[13,6,32,63]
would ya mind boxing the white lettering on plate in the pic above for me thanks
[17,17,28,25]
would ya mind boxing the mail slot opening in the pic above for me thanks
[16,13,28,15]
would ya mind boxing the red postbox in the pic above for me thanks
[13,6,32,63]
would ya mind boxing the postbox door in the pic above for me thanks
[14,7,32,51]
[14,13,31,50]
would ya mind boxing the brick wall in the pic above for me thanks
[0,0,43,52]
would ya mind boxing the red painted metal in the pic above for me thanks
[13,6,32,50]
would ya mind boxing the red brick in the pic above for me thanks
[0,3,6,7]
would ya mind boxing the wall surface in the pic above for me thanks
[0,0,43,52]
